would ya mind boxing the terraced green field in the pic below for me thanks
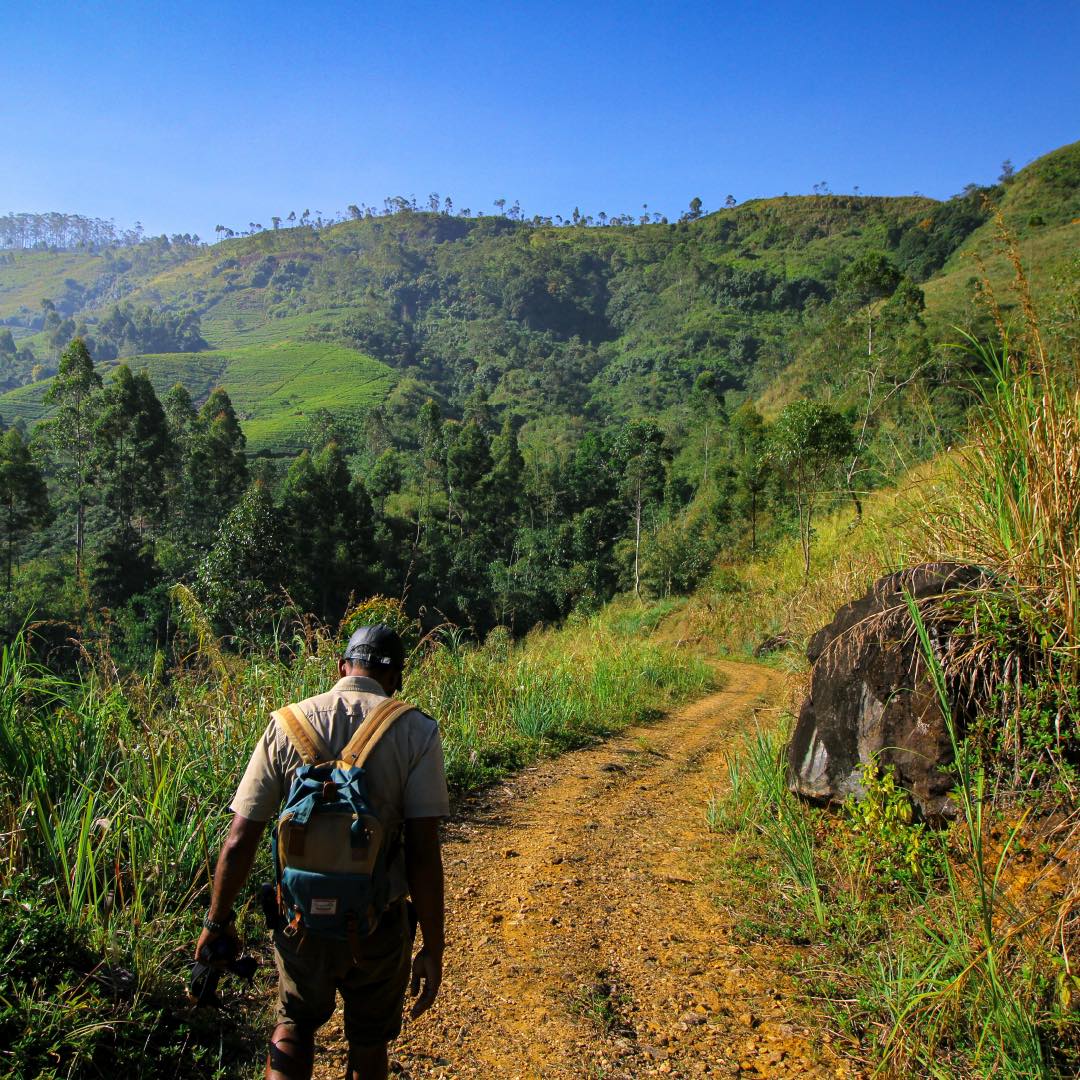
[0,380,51,424]
[0,340,395,456]
[221,340,393,453]
[200,303,349,349]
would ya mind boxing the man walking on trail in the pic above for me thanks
[195,624,450,1080]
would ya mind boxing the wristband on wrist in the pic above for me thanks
[203,910,235,934]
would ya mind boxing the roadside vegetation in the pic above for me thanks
[702,239,1080,1076]
[0,595,708,1079]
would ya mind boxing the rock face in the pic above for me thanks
[787,562,992,820]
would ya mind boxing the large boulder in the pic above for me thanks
[787,562,994,820]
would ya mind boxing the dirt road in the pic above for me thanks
[313,660,856,1079]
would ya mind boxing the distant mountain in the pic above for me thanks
[1,140,1076,454]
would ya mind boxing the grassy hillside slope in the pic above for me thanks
[923,140,1080,328]
[0,249,104,316]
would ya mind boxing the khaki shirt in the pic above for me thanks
[231,675,450,899]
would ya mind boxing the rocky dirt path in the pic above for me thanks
[313,660,858,1079]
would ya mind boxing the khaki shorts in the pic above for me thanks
[273,901,412,1047]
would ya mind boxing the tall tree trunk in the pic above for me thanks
[795,489,810,581]
[75,498,84,579]
[401,486,426,602]
[5,503,12,594]
[702,421,709,488]
[849,482,863,522]
[633,480,642,599]
[802,505,812,580]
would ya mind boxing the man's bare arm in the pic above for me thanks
[404,816,444,1017]
[194,813,266,959]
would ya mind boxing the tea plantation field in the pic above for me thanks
[0,340,395,455]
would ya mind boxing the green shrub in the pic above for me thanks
[843,760,945,889]
[0,879,264,1080]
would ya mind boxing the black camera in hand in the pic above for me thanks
[188,934,258,1007]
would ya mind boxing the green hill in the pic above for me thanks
[923,140,1080,327]
[2,139,1078,452]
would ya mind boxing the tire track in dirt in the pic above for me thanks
[313,660,858,1079]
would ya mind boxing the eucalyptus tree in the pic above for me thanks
[86,366,170,606]
[42,338,101,576]
[729,404,770,553]
[196,482,287,638]
[769,401,853,578]
[0,428,51,591]
[180,388,248,548]
[837,251,902,356]
[612,420,667,598]
[91,365,170,537]
[281,441,375,621]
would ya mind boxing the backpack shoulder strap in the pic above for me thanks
[339,698,416,769]
[273,703,333,766]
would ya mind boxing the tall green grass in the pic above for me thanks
[709,721,825,927]
[935,326,1080,673]
[915,231,1080,804]
[0,601,710,1077]
[851,592,1050,1077]
[414,619,711,788]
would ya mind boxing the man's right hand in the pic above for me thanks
[404,817,445,1019]
[195,923,241,965]
[409,946,442,1018]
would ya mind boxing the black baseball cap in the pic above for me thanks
[342,623,405,668]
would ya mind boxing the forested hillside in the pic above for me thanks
[1,140,1077,665]
[4,139,1077,446]
[2,128,1080,1079]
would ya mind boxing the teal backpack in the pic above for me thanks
[270,698,414,945]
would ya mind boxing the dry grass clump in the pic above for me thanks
[936,216,1080,675]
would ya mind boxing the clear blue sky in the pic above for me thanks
[2,0,1078,240]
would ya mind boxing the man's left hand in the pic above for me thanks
[409,946,443,1018]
